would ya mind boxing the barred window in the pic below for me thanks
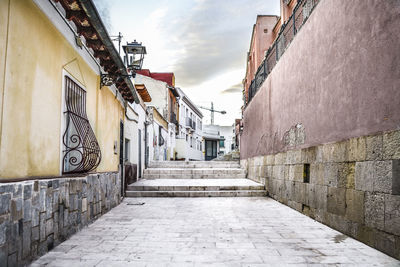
[62,76,101,174]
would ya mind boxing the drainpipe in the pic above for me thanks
[124,102,138,123]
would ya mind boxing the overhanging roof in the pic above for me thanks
[54,0,140,103]
[135,84,152,102]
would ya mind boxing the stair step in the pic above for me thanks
[127,185,264,191]
[125,190,267,197]
[148,161,240,169]
[144,168,246,174]
[143,174,247,179]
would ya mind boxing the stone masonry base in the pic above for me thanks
[241,129,400,259]
[0,172,121,266]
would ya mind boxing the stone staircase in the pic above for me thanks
[126,161,266,197]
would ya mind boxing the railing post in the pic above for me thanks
[293,5,296,35]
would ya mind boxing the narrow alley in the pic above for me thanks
[30,161,399,266]
[1,0,399,266]
[31,197,397,266]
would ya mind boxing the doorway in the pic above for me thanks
[138,129,142,178]
[205,140,217,161]
[119,121,124,195]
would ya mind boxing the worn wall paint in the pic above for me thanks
[241,0,400,159]
[0,0,123,178]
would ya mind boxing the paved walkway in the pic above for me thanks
[30,197,399,267]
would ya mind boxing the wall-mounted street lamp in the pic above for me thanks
[123,40,147,71]
[100,40,147,87]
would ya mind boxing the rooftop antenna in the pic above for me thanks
[110,32,123,55]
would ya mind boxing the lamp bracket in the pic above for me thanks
[100,73,136,88]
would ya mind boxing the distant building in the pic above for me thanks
[135,71,180,161]
[175,88,204,161]
[243,15,278,104]
[202,125,221,161]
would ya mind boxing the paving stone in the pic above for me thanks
[383,130,400,160]
[11,198,23,221]
[348,136,367,161]
[322,141,348,163]
[314,185,328,210]
[355,161,374,192]
[29,197,399,266]
[0,194,11,215]
[365,192,385,230]
[22,222,31,258]
[327,187,346,216]
[345,189,364,223]
[0,221,7,246]
[23,183,33,200]
[310,163,324,185]
[374,160,393,193]
[384,194,400,235]
[324,163,339,187]
[366,135,383,161]
[32,226,39,241]
[23,199,32,222]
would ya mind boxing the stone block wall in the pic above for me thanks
[241,130,400,259]
[0,172,121,266]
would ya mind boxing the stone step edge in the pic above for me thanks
[147,165,241,168]
[144,168,245,171]
[143,176,247,179]
[126,185,265,191]
[125,190,267,197]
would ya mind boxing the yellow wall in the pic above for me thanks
[0,0,123,178]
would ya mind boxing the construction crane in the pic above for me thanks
[198,102,226,125]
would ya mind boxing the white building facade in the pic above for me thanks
[124,100,146,181]
[202,124,235,160]
[175,88,204,161]
[135,74,178,161]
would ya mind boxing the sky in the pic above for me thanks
[93,0,280,125]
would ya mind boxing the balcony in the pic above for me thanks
[247,0,321,105]
[170,112,178,125]
[185,117,195,131]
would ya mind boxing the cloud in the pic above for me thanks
[221,83,243,94]
[92,0,113,33]
[159,0,280,87]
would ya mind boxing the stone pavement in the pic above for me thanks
[30,197,399,267]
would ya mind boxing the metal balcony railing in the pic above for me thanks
[247,0,320,105]
[185,117,195,130]
[170,112,178,125]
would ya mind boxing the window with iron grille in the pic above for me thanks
[62,76,101,174]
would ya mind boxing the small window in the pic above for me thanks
[124,138,130,162]
[303,164,310,183]
[219,136,225,148]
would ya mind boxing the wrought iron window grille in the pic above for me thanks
[62,76,101,174]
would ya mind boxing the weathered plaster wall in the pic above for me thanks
[135,74,167,118]
[0,172,121,266]
[241,0,400,159]
[242,129,400,259]
[0,0,123,178]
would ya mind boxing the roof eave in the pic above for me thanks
[79,0,140,104]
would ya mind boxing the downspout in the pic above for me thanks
[124,102,138,123]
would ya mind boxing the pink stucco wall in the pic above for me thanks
[241,0,400,159]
